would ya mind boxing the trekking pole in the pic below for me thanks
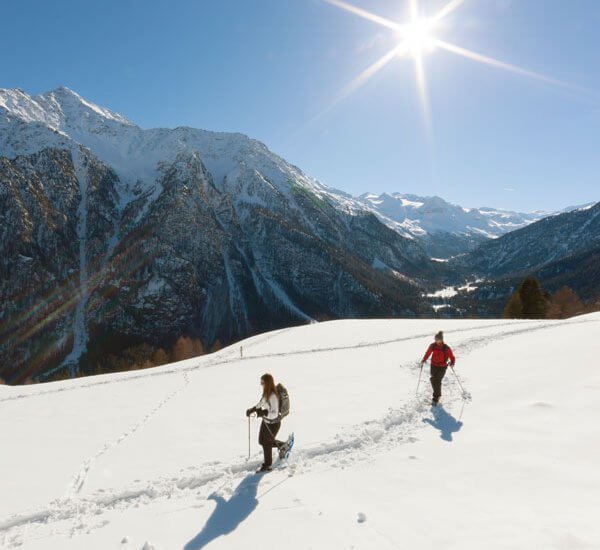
[451,367,471,400]
[416,361,424,396]
[247,416,251,460]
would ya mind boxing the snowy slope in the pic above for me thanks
[1,315,599,549]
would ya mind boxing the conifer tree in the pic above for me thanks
[519,277,548,319]
[503,291,523,319]
[504,277,549,319]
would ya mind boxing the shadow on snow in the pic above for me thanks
[184,473,262,550]
[423,405,463,442]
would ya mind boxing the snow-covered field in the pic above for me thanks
[2,315,599,549]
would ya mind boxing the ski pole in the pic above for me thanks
[416,361,424,395]
[247,416,251,460]
[451,366,470,400]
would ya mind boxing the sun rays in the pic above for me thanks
[323,0,581,130]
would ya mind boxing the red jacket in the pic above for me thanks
[422,343,455,367]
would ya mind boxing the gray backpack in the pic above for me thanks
[276,383,290,419]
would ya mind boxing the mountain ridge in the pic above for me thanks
[0,86,434,382]
[2,86,596,381]
[358,191,551,257]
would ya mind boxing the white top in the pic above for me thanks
[256,393,279,422]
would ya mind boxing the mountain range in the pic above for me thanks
[443,202,600,315]
[0,86,597,382]
[0,87,438,382]
[358,192,548,258]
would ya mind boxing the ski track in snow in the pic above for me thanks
[0,318,563,404]
[64,371,190,499]
[1,317,596,545]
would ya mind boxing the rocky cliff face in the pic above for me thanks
[0,147,120,380]
[0,87,438,382]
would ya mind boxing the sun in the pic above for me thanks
[321,0,575,131]
[400,17,437,57]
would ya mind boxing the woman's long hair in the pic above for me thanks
[261,373,277,400]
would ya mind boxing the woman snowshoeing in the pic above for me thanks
[421,331,455,406]
[246,373,287,473]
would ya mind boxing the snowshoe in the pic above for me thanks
[284,432,294,460]
[278,433,295,460]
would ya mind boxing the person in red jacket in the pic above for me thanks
[421,331,455,405]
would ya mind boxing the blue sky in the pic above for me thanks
[1,0,599,211]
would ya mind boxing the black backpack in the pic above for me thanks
[276,383,290,419]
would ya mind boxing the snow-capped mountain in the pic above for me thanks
[456,201,600,279]
[0,87,437,382]
[0,87,372,216]
[359,192,548,258]
[435,202,600,317]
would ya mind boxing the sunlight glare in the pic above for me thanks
[400,17,437,57]
[318,0,587,133]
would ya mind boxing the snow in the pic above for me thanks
[1,315,599,549]
[573,202,595,212]
[55,149,90,376]
[2,86,567,258]
[400,198,424,208]
[0,87,375,223]
[261,274,313,322]
[458,281,479,293]
[359,192,549,241]
[427,286,458,298]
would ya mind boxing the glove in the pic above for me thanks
[256,408,267,418]
[246,407,256,417]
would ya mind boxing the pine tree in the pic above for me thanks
[503,277,549,319]
[503,291,523,319]
[518,277,548,319]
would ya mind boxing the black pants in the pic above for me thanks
[259,421,284,467]
[430,366,447,402]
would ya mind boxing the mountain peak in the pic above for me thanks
[37,87,134,127]
[0,86,134,130]
[48,85,79,97]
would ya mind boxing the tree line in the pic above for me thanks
[503,277,597,319]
